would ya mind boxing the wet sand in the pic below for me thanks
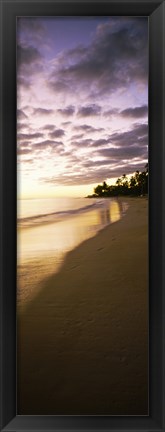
[17,197,148,415]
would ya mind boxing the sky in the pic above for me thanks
[17,16,148,198]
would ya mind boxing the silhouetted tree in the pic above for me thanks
[87,164,148,198]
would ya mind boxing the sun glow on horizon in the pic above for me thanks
[17,17,148,199]
[18,174,138,200]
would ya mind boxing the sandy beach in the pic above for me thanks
[17,197,148,415]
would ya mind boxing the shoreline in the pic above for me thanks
[17,197,128,304]
[17,197,148,415]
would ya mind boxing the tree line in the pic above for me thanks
[87,164,148,198]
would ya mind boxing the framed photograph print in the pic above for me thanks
[0,0,165,431]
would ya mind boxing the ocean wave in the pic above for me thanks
[17,200,105,228]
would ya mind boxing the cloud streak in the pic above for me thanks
[49,129,65,138]
[77,104,101,117]
[17,17,148,194]
[33,108,54,116]
[48,17,148,98]
[57,105,75,117]
[119,105,148,118]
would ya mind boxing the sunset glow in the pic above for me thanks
[17,17,148,198]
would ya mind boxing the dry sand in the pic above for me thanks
[17,197,148,415]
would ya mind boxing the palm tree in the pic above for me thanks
[102,181,108,192]
[135,171,140,184]
[116,178,122,186]
[121,174,128,194]
[130,176,136,188]
[91,164,148,197]
[122,173,127,183]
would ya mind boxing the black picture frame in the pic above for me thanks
[0,0,165,431]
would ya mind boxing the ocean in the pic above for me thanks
[17,197,128,303]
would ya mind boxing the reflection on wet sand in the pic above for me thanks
[17,197,148,415]
[98,199,128,225]
[17,198,128,304]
